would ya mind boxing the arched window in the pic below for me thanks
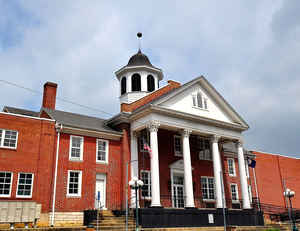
[121,77,126,95]
[132,73,141,91]
[147,75,155,92]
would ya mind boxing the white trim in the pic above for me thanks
[69,135,84,161]
[200,176,215,201]
[96,139,109,164]
[95,173,106,209]
[173,135,182,157]
[227,158,236,177]
[0,129,18,149]
[16,172,34,198]
[0,111,55,122]
[170,168,185,208]
[140,170,151,200]
[67,170,82,197]
[230,183,239,203]
[0,172,13,197]
[250,150,300,160]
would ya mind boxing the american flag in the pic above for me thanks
[143,143,152,159]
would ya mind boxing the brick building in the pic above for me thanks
[0,49,299,227]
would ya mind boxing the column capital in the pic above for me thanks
[211,134,221,143]
[147,121,160,133]
[236,139,244,148]
[181,129,192,138]
[130,130,138,138]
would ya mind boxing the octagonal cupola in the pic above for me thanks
[115,48,163,104]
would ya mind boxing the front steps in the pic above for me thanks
[90,210,136,231]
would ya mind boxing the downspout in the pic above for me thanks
[51,123,62,226]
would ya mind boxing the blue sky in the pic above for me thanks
[0,0,299,157]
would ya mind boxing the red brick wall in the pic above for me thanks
[54,133,123,212]
[0,113,56,213]
[251,151,300,209]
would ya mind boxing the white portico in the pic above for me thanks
[128,76,252,210]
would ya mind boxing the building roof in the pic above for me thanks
[3,106,40,117]
[127,49,153,67]
[42,108,122,135]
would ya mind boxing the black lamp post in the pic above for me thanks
[284,188,298,231]
[129,177,144,231]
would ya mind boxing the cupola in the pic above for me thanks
[115,34,163,104]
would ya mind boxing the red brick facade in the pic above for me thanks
[1,80,300,225]
[0,113,56,213]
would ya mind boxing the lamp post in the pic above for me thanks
[284,188,298,231]
[129,177,144,231]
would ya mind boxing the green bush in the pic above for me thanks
[264,229,281,231]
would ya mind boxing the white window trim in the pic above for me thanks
[228,158,236,177]
[201,176,215,201]
[170,168,185,208]
[230,183,239,203]
[67,170,82,197]
[0,129,18,149]
[69,135,84,161]
[174,135,182,157]
[0,172,13,197]
[140,170,151,200]
[16,173,34,198]
[96,139,109,164]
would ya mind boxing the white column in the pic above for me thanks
[181,129,195,208]
[237,140,251,209]
[147,121,161,207]
[211,135,224,208]
[141,72,147,92]
[127,74,131,93]
[130,131,139,208]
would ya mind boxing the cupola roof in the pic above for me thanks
[127,49,153,67]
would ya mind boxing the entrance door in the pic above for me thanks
[95,174,106,209]
[172,175,185,208]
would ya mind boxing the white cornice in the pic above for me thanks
[62,126,122,141]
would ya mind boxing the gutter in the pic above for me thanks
[51,123,62,226]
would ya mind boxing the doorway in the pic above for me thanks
[95,173,106,209]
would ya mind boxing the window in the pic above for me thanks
[201,177,215,200]
[228,158,236,176]
[69,136,83,161]
[16,173,34,198]
[121,77,127,95]
[230,184,239,202]
[0,172,13,197]
[67,170,82,197]
[198,138,212,160]
[174,135,182,157]
[96,139,109,163]
[141,170,151,198]
[132,73,141,91]
[192,92,208,110]
[147,75,155,92]
[0,129,18,149]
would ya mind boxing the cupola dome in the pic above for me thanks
[127,49,153,67]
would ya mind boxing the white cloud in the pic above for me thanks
[0,0,299,156]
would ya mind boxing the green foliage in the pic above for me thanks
[263,228,281,231]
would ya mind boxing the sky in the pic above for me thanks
[0,0,299,157]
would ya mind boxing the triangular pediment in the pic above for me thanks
[152,77,248,128]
